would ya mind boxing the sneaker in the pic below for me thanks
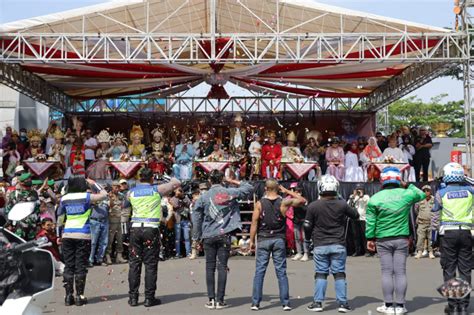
[422,250,428,257]
[216,301,228,309]
[379,306,396,314]
[307,302,323,312]
[283,304,292,311]
[250,304,260,311]
[205,299,216,309]
[429,251,436,259]
[338,303,352,313]
[292,253,303,261]
[414,251,422,259]
[376,305,391,313]
[394,306,407,314]
[300,253,310,262]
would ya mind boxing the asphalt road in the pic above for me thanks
[44,256,465,315]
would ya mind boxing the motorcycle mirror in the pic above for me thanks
[7,202,36,222]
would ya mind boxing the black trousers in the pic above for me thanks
[203,234,231,302]
[128,227,160,299]
[440,230,472,309]
[352,220,367,256]
[62,238,91,279]
[414,155,430,182]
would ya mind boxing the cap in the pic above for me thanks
[112,180,120,186]
[422,185,431,191]
[119,179,128,185]
[15,165,25,174]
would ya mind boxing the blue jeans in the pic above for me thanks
[89,219,109,264]
[252,238,290,306]
[174,220,191,257]
[313,244,347,304]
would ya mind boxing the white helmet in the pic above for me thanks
[318,174,339,195]
[442,162,465,183]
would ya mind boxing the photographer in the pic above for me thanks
[347,184,370,257]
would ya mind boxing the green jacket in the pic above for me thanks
[366,184,426,240]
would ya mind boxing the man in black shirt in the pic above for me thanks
[249,179,306,311]
[413,127,433,182]
[304,175,359,313]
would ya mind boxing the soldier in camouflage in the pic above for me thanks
[5,173,40,241]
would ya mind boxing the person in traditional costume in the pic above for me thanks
[248,133,262,179]
[24,129,44,160]
[109,132,127,161]
[325,137,345,181]
[344,142,364,182]
[261,131,282,179]
[47,129,66,179]
[45,121,60,156]
[128,125,145,160]
[69,136,86,177]
[87,130,111,180]
[149,127,168,176]
[303,131,323,181]
[206,142,225,161]
[229,114,246,153]
[360,136,383,181]
[282,131,304,163]
[173,134,195,180]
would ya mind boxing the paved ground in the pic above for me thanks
[44,256,467,315]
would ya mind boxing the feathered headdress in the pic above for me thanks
[151,126,164,140]
[130,125,144,140]
[27,129,43,142]
[97,129,111,143]
[53,129,64,140]
[111,132,128,145]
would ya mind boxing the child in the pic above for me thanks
[238,233,251,256]
[36,218,64,276]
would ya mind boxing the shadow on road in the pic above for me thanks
[407,296,446,313]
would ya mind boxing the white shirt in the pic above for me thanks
[248,141,261,158]
[84,137,98,161]
[382,147,407,163]
[399,144,415,162]
[233,128,243,149]
[348,194,370,221]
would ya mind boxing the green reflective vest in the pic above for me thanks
[129,184,162,226]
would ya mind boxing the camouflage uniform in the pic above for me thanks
[415,196,435,252]
[5,188,40,241]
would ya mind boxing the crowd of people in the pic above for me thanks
[1,119,470,315]
[0,118,433,184]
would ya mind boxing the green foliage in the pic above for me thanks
[388,95,465,138]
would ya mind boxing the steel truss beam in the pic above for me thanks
[363,62,459,111]
[0,63,73,111]
[0,32,468,63]
[70,96,363,114]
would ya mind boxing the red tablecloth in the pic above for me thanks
[283,162,317,179]
[372,163,410,173]
[108,161,143,177]
[195,161,230,173]
[24,161,57,176]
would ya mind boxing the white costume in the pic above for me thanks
[344,151,364,182]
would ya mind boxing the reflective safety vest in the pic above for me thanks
[62,192,92,238]
[440,188,473,229]
[129,184,162,227]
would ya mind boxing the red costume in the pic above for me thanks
[261,143,282,179]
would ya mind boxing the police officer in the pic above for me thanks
[124,168,180,307]
[433,162,474,315]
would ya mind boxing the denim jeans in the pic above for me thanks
[89,219,109,264]
[252,238,290,306]
[174,220,191,257]
[313,244,347,304]
[203,234,231,302]
[294,222,308,255]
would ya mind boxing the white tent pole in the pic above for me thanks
[210,0,216,60]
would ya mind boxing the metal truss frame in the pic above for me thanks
[0,63,73,112]
[0,32,468,64]
[462,0,474,174]
[363,61,460,112]
[70,95,363,114]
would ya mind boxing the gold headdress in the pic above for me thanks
[97,129,111,143]
[151,126,164,140]
[27,129,43,142]
[53,129,64,140]
[306,130,321,141]
[130,125,144,140]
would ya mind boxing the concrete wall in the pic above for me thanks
[430,137,468,177]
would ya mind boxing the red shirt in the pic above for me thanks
[36,229,61,262]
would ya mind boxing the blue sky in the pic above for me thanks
[0,0,464,103]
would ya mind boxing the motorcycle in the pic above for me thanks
[0,202,55,315]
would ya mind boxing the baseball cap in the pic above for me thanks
[119,179,128,185]
[422,185,431,191]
